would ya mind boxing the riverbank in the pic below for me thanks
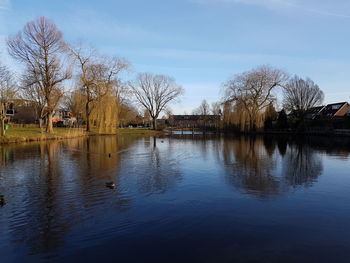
[0,127,166,144]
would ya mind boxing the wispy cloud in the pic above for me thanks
[192,0,350,19]
[0,0,11,10]
[193,0,290,10]
[65,8,161,43]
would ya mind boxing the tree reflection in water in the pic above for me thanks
[222,136,326,198]
[136,136,182,194]
[223,136,280,198]
[283,142,323,188]
[1,134,350,262]
[0,136,140,257]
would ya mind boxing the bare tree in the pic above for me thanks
[224,65,289,131]
[211,102,222,116]
[69,44,129,131]
[129,73,184,130]
[283,75,324,118]
[193,99,210,128]
[0,63,17,136]
[7,16,71,133]
[211,102,222,129]
[194,99,210,115]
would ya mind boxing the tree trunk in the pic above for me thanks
[0,118,5,136]
[86,103,91,132]
[152,118,157,130]
[86,115,90,132]
[39,118,43,129]
[46,112,54,133]
[0,103,6,136]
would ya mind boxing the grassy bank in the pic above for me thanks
[0,127,165,144]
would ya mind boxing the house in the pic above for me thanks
[53,109,76,127]
[304,106,325,120]
[9,99,37,124]
[156,118,167,127]
[169,115,221,128]
[303,102,350,120]
[318,102,350,119]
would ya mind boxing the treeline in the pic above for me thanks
[221,66,325,132]
[188,66,325,133]
[0,16,337,136]
[0,16,183,135]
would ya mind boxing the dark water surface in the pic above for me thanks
[1,134,350,263]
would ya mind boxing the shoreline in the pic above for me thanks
[2,127,350,145]
[0,127,166,145]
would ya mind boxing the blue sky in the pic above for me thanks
[1,0,350,113]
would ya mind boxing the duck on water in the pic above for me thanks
[0,195,5,206]
[106,182,116,189]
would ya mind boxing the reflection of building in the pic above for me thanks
[169,115,220,128]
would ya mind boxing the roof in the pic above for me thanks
[305,106,324,114]
[320,102,349,117]
[171,115,220,121]
[304,106,325,119]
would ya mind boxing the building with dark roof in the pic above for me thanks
[169,115,221,128]
[303,102,350,120]
[304,106,325,120]
[319,102,350,119]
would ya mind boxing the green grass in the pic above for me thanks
[0,126,166,144]
[0,127,86,144]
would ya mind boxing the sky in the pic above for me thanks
[1,0,350,114]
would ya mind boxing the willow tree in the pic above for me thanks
[69,44,129,132]
[223,100,250,131]
[0,64,17,136]
[224,66,289,131]
[7,16,71,133]
[129,73,184,130]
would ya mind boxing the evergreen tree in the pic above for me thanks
[277,109,289,129]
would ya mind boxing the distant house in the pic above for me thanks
[345,108,350,117]
[319,102,350,119]
[304,106,325,120]
[53,109,76,127]
[169,115,220,128]
[10,99,37,124]
[304,102,350,120]
[123,115,150,128]
[156,118,167,127]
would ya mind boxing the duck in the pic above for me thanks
[105,182,116,189]
[0,195,5,206]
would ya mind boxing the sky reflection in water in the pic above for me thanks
[0,135,350,263]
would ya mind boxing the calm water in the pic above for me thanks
[1,134,350,263]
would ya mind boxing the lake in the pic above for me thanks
[1,134,350,263]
